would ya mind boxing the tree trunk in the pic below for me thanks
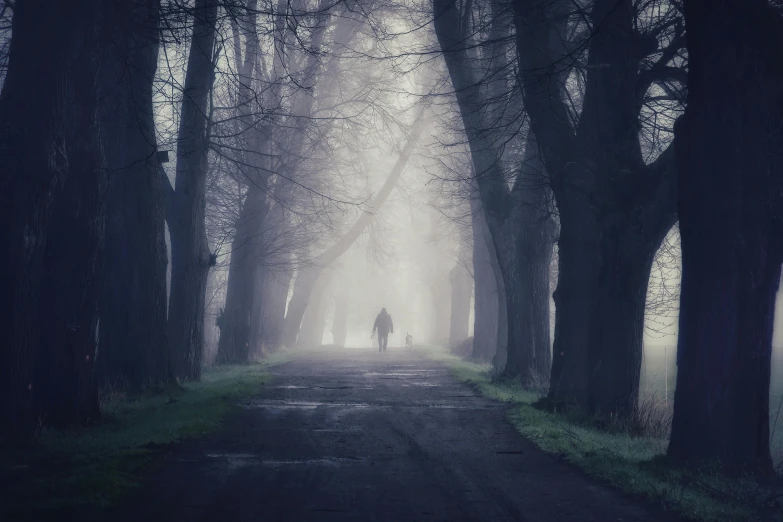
[297,271,332,347]
[448,263,472,348]
[247,264,268,358]
[504,228,553,385]
[435,1,552,382]
[99,0,169,391]
[216,188,271,364]
[332,282,349,347]
[587,207,672,416]
[545,198,598,407]
[430,276,452,346]
[0,0,104,437]
[168,0,218,381]
[260,266,294,352]
[503,137,555,383]
[667,0,783,475]
[512,0,677,413]
[215,4,271,365]
[35,124,106,427]
[470,205,499,361]
[488,211,509,371]
[251,179,295,354]
[282,266,321,348]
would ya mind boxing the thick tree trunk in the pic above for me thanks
[435,1,551,382]
[168,0,218,381]
[470,206,499,361]
[546,200,598,407]
[504,227,553,385]
[282,266,321,348]
[216,188,271,364]
[512,0,677,413]
[260,266,294,351]
[251,180,295,354]
[35,124,106,427]
[448,263,472,348]
[502,138,555,383]
[430,276,452,346]
[488,212,509,371]
[215,4,271,365]
[332,283,349,347]
[667,0,783,475]
[247,265,268,358]
[99,0,169,391]
[0,0,104,437]
[297,271,332,347]
[587,207,672,416]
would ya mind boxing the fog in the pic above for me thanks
[3,1,783,517]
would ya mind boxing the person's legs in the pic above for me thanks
[381,335,388,351]
[378,335,382,352]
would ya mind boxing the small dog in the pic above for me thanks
[405,332,413,350]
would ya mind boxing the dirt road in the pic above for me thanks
[108,348,677,522]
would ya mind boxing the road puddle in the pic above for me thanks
[260,456,364,467]
[363,370,440,377]
[203,453,365,468]
[241,400,371,410]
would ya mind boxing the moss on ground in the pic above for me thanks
[421,345,782,522]
[0,358,290,519]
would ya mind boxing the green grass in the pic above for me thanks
[421,345,782,522]
[0,358,290,518]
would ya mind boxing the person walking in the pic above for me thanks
[372,308,394,352]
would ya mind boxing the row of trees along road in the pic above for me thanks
[0,0,418,439]
[0,0,221,438]
[432,0,783,475]
[0,0,781,480]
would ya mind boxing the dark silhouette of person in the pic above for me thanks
[372,308,394,352]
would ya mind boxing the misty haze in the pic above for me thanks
[1,0,783,521]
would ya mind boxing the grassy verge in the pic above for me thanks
[0,355,291,519]
[421,346,782,522]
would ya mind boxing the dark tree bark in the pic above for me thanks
[215,2,275,365]
[35,123,106,428]
[216,187,271,364]
[0,0,105,437]
[512,0,677,414]
[434,0,554,383]
[586,150,676,415]
[667,0,783,475]
[99,0,169,391]
[470,201,500,361]
[503,140,555,382]
[448,262,472,348]
[168,0,219,381]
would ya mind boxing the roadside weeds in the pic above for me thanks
[0,353,293,519]
[422,345,783,522]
